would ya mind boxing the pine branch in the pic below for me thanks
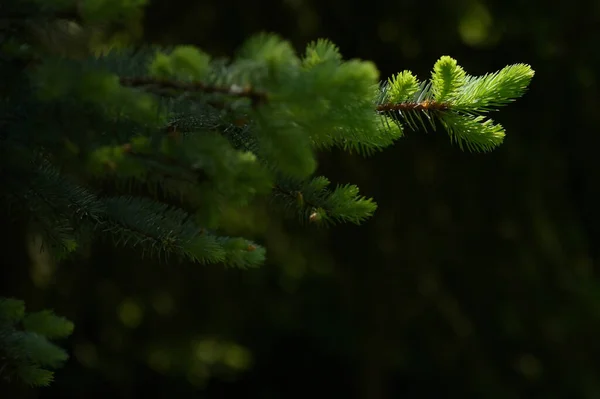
[377,57,534,152]
[100,196,264,268]
[0,7,535,387]
[272,177,377,226]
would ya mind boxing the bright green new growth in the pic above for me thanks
[149,46,211,81]
[431,56,466,101]
[380,56,534,152]
[0,298,74,386]
[386,71,420,103]
[0,0,534,387]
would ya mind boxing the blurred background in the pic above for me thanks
[4,0,600,397]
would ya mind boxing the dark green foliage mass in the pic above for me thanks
[0,298,73,386]
[0,0,533,390]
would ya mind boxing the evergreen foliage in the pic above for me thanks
[0,0,534,387]
[0,298,73,386]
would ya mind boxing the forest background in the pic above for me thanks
[3,0,600,398]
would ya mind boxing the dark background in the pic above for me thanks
[4,0,600,397]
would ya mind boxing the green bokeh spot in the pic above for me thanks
[458,3,493,46]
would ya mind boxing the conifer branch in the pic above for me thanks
[272,177,377,226]
[0,1,534,386]
[377,57,534,151]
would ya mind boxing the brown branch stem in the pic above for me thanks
[377,100,450,112]
[119,77,268,107]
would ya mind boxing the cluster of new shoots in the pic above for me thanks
[378,56,534,152]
